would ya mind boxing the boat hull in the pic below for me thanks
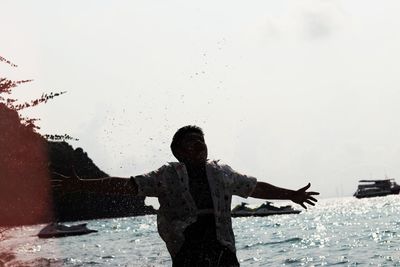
[38,229,98,238]
[38,223,98,239]
[231,210,301,218]
[354,191,399,199]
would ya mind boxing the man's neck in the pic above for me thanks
[183,161,206,171]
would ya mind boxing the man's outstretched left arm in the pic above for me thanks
[250,182,319,209]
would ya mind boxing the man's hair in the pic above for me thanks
[170,125,204,160]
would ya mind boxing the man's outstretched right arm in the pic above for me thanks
[52,173,138,195]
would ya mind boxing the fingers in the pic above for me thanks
[308,196,318,202]
[300,182,311,191]
[72,168,82,180]
[305,200,315,206]
[297,196,318,209]
[296,183,320,208]
[52,172,71,179]
[51,179,63,187]
[298,200,315,210]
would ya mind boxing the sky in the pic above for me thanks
[1,0,400,207]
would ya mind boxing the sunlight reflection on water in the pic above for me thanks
[1,196,400,266]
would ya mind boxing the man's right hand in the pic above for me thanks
[51,171,83,194]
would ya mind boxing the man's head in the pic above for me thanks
[170,125,208,164]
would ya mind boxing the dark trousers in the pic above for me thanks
[172,240,240,267]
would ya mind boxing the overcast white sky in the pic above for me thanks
[2,0,400,207]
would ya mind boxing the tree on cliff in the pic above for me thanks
[0,56,64,225]
[0,56,155,226]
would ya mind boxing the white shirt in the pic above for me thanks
[133,160,257,257]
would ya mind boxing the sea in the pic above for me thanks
[1,196,400,266]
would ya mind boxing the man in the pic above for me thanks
[56,125,319,266]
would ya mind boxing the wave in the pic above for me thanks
[243,237,302,249]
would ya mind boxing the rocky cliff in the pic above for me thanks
[0,104,155,226]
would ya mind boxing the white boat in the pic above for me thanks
[353,179,400,199]
[231,202,301,217]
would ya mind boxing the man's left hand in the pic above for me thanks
[291,183,319,209]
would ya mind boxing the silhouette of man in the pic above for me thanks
[56,125,319,266]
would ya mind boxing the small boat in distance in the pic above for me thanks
[353,179,400,199]
[38,223,98,238]
[231,202,301,217]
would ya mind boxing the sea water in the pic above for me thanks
[1,196,400,266]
